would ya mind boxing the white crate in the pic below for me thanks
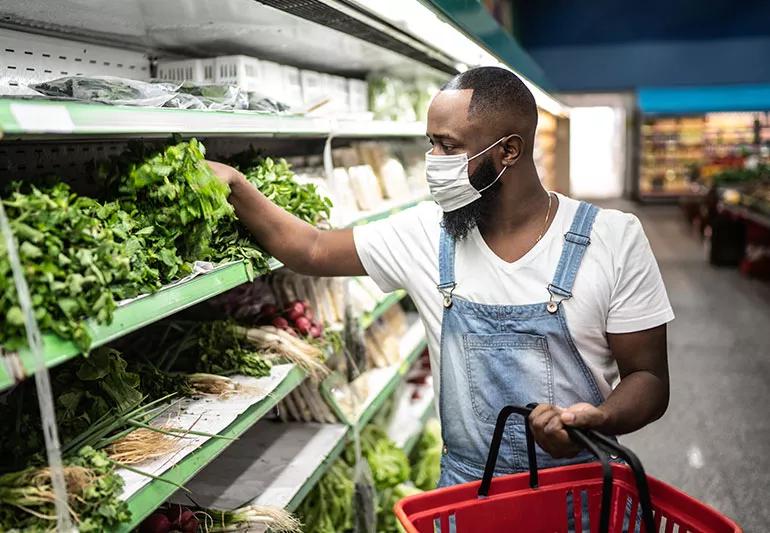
[300,69,326,106]
[348,79,369,113]
[327,74,350,113]
[281,65,303,108]
[259,60,284,100]
[156,58,215,84]
[214,55,262,92]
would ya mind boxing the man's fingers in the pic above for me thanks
[560,403,607,428]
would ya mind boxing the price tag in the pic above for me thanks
[10,103,74,133]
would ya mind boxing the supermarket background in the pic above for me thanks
[0,0,767,532]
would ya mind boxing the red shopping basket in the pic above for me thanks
[395,405,741,533]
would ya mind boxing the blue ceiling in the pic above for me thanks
[510,0,770,91]
[513,0,770,48]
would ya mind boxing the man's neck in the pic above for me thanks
[479,162,549,237]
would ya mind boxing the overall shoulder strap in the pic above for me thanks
[437,225,456,291]
[549,201,600,299]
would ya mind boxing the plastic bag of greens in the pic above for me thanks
[247,92,292,113]
[31,76,178,107]
[174,82,249,110]
[349,427,377,533]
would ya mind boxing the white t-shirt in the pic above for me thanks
[353,193,674,400]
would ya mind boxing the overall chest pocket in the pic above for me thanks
[463,332,555,424]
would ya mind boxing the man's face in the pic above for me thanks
[427,89,503,240]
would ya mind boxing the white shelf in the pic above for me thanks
[387,381,435,451]
[0,99,426,139]
[171,421,348,511]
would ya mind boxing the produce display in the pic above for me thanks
[0,446,129,532]
[639,112,770,197]
[0,140,331,353]
[139,503,301,533]
[298,421,419,533]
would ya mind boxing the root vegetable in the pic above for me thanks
[272,316,290,329]
[140,512,172,533]
[260,303,278,317]
[295,317,311,335]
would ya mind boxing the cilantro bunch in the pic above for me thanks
[0,184,160,351]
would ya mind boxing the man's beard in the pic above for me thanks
[441,155,502,241]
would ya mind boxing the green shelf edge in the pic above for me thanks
[2,260,261,393]
[284,427,350,512]
[117,365,307,532]
[0,99,425,139]
[355,337,428,433]
[360,290,407,330]
[346,195,431,228]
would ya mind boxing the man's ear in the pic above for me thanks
[501,134,524,166]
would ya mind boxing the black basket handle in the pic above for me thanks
[477,405,654,533]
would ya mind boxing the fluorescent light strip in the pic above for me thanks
[350,0,569,117]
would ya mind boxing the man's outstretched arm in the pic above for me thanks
[208,161,367,277]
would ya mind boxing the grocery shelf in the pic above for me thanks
[387,382,435,454]
[1,261,255,392]
[326,317,427,432]
[360,290,407,330]
[117,365,307,532]
[721,203,770,230]
[346,194,431,227]
[171,421,348,513]
[0,99,426,139]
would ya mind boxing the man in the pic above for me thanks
[208,66,673,485]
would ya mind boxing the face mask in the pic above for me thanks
[425,136,509,212]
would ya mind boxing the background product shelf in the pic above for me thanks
[117,364,307,532]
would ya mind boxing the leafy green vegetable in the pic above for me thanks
[296,460,355,533]
[409,418,442,491]
[0,184,161,351]
[0,446,130,532]
[0,347,146,471]
[106,138,234,282]
[207,157,332,270]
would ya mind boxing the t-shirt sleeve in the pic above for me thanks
[353,204,433,293]
[606,214,675,333]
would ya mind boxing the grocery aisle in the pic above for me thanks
[607,201,770,531]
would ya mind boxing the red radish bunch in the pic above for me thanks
[259,300,324,339]
[140,504,198,533]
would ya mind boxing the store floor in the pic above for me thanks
[600,200,770,531]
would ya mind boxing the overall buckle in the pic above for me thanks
[546,283,572,314]
[437,282,456,308]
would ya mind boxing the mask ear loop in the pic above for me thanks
[470,134,516,193]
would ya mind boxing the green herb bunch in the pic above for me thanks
[0,446,130,532]
[296,460,355,533]
[208,157,332,270]
[0,184,160,351]
[114,139,234,281]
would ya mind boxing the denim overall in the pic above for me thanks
[437,201,605,487]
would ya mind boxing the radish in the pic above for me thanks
[288,301,305,316]
[260,303,278,317]
[309,325,321,338]
[295,316,311,335]
[304,306,315,320]
[311,320,324,334]
[177,509,199,533]
[287,307,304,322]
[272,316,290,329]
[140,512,171,533]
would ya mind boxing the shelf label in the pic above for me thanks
[10,103,74,133]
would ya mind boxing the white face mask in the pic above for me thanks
[425,136,509,212]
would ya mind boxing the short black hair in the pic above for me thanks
[441,66,537,130]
